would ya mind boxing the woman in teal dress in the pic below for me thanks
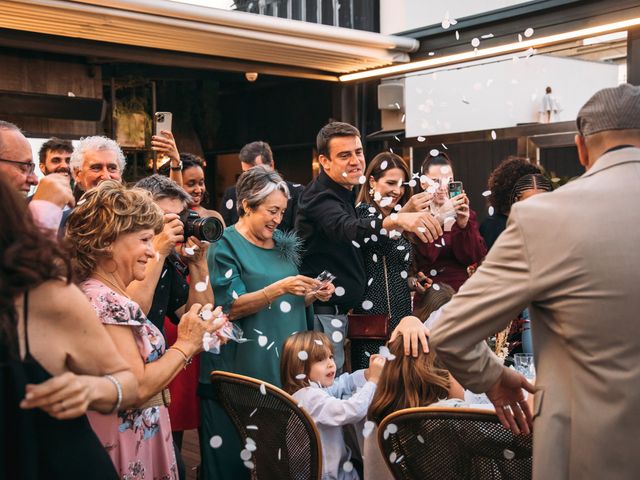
[199,166,334,479]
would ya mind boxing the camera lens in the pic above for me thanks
[183,212,223,243]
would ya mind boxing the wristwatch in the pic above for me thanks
[170,159,183,171]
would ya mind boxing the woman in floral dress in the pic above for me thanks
[66,181,225,479]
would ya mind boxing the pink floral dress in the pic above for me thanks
[81,278,178,480]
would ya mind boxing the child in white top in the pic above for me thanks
[281,331,385,480]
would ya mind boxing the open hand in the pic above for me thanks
[390,316,430,357]
[487,367,535,435]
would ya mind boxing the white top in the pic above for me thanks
[293,370,376,480]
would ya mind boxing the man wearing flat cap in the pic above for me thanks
[392,83,640,479]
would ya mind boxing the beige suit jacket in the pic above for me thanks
[431,147,640,479]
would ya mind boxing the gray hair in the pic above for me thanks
[236,165,290,217]
[0,120,22,156]
[70,136,126,173]
[135,174,192,206]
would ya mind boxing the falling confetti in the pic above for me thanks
[417,434,425,443]
[342,172,348,177]
[362,300,373,310]
[481,33,494,39]
[240,449,252,461]
[314,339,324,346]
[432,284,441,291]
[430,269,438,276]
[408,179,417,188]
[389,452,398,463]
[428,51,435,56]
[331,318,343,328]
[400,271,408,279]
[250,408,258,417]
[297,351,308,361]
[380,160,388,170]
[551,177,561,183]
[210,436,223,449]
[358,175,366,184]
[332,331,344,343]
[184,246,195,256]
[232,290,239,299]
[343,461,354,473]
[518,33,523,42]
[367,278,373,286]
[491,130,497,140]
[372,254,378,263]
[156,252,161,262]
[247,425,258,430]
[455,31,460,40]
[226,199,234,210]
[195,276,209,292]
[200,309,214,321]
[295,373,306,380]
[363,420,375,438]
[482,190,492,197]
[352,240,361,248]
[401,113,406,123]
[488,206,495,216]
[225,269,233,278]
[260,383,267,395]
[471,37,480,48]
[280,301,292,313]
[524,27,534,38]
[417,136,426,142]
[335,286,345,297]
[440,166,450,175]
[258,335,268,347]
[430,148,440,157]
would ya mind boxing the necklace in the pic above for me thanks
[93,271,130,299]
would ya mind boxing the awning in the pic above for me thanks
[0,0,418,81]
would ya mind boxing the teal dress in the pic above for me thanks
[199,226,311,479]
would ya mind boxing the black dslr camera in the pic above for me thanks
[180,210,224,243]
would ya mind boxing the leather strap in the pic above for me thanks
[139,388,171,409]
[382,256,392,318]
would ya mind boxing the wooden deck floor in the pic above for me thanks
[182,429,201,480]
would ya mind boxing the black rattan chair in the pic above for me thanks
[377,407,532,480]
[210,370,323,480]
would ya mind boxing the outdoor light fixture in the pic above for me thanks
[339,17,640,82]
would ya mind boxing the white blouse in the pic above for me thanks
[294,370,377,480]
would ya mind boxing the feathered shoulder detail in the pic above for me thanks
[273,230,303,267]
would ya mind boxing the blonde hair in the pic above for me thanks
[65,180,164,281]
[280,331,333,394]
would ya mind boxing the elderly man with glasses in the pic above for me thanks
[0,120,73,230]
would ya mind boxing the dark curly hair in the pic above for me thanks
[486,157,543,215]
[0,176,72,354]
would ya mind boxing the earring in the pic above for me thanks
[369,187,375,197]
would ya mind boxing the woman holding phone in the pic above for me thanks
[410,152,486,296]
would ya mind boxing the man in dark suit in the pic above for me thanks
[219,140,302,232]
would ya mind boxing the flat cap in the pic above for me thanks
[576,83,640,136]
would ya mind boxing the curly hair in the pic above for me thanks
[236,165,289,217]
[0,176,71,354]
[487,157,543,215]
[65,180,164,282]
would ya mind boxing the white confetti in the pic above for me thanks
[429,149,440,157]
[368,278,373,286]
[278,448,282,460]
[343,461,354,473]
[225,269,233,278]
[259,383,266,395]
[250,408,257,417]
[482,33,494,39]
[417,136,426,142]
[362,300,373,310]
[503,449,515,460]
[331,318,343,328]
[518,33,523,42]
[266,341,274,350]
[243,461,254,470]
[471,37,480,48]
[387,423,398,434]
[380,160,388,170]
[372,254,378,263]
[200,309,213,320]
[417,434,425,443]
[524,27,534,38]
[389,452,397,463]
[280,301,292,313]
[195,277,209,292]
[430,269,438,276]
[358,175,366,184]
[232,290,239,299]
[379,197,393,208]
[332,331,343,343]
[363,420,375,438]
[258,335,268,347]
[368,206,377,214]
[442,19,450,29]
[482,190,492,197]
[408,179,417,188]
[297,350,309,361]
[390,213,398,221]
[491,130,497,140]
[254,328,263,334]
[156,252,161,262]
[314,339,324,346]
[397,245,406,251]
[295,373,306,380]
[225,199,234,210]
[352,240,361,248]
[247,425,258,430]
[488,206,495,216]
[240,449,252,461]
[76,198,87,206]
[342,172,348,177]
[440,166,450,175]
[184,246,195,256]
[209,436,223,449]
[432,284,441,291]
[455,30,460,40]
[335,286,345,297]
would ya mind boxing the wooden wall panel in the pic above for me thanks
[0,49,102,137]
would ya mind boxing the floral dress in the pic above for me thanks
[81,278,178,480]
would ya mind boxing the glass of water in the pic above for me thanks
[514,353,535,379]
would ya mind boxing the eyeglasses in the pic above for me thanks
[0,158,36,175]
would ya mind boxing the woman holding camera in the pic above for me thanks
[65,181,226,479]
[411,152,486,296]
[199,166,334,479]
